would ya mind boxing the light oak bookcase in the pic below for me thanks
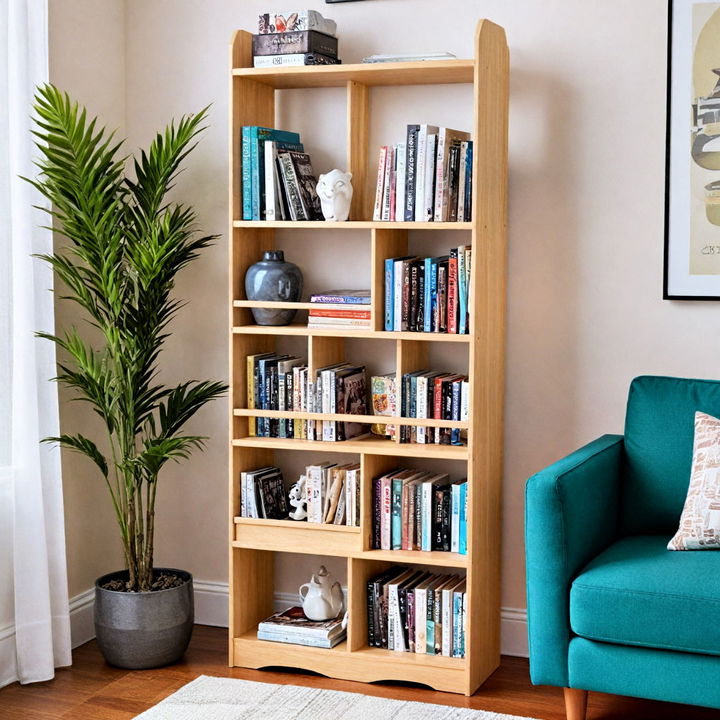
[228,19,508,696]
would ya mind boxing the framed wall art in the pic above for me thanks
[665,0,720,299]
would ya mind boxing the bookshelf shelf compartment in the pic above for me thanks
[229,19,508,696]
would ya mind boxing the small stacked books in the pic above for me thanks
[258,606,346,648]
[254,10,340,67]
[309,289,371,329]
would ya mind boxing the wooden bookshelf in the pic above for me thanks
[228,19,509,696]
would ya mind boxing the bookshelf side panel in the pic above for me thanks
[465,18,509,695]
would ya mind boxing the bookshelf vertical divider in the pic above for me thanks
[229,19,508,696]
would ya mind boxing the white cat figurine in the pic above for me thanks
[316,169,353,222]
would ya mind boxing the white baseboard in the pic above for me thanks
[71,580,528,657]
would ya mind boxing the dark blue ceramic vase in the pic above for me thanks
[245,250,303,326]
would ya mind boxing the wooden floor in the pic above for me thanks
[0,625,717,719]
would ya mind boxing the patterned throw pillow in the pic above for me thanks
[668,411,720,550]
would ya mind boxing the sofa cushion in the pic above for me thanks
[622,375,720,534]
[570,535,720,656]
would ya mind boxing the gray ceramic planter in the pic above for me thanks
[94,568,194,669]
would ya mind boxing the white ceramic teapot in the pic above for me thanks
[298,565,344,621]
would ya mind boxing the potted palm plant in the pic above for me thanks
[29,85,227,669]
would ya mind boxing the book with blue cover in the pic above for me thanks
[242,127,302,220]
[459,481,467,555]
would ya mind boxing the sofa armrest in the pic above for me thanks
[525,434,623,687]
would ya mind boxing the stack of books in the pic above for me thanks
[258,606,346,648]
[308,289,371,330]
[373,126,473,222]
[301,461,361,525]
[371,470,468,553]
[254,10,340,67]
[399,370,469,445]
[240,466,289,519]
[384,246,472,334]
[241,126,323,221]
[367,568,467,656]
[246,353,369,441]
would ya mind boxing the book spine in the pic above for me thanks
[401,260,412,332]
[448,252,458,334]
[309,309,371,319]
[256,632,339,648]
[252,52,340,67]
[433,130,446,222]
[264,141,277,220]
[464,142,473,221]
[458,246,467,335]
[389,150,397,221]
[240,471,247,517]
[393,259,404,332]
[414,127,427,222]
[310,295,371,304]
[426,584,435,654]
[423,258,432,332]
[451,379,462,445]
[421,483,432,551]
[384,258,394,330]
[453,591,462,657]
[407,589,416,652]
[409,262,419,332]
[437,262,448,333]
[423,133,437,221]
[404,125,420,221]
[414,483,423,550]
[373,146,387,221]
[394,142,406,223]
[433,587,443,655]
[367,577,376,646]
[278,152,305,220]
[372,475,382,548]
[252,30,338,57]
[242,127,252,220]
[447,144,460,222]
[390,479,402,550]
[416,588,427,654]
[251,129,262,220]
[459,482,468,555]
[442,588,452,656]
[403,483,413,550]
[381,146,394,221]
[457,142,468,223]
[451,484,461,552]
[380,477,392,550]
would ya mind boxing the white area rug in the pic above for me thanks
[134,675,537,720]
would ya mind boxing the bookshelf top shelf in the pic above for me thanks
[232,59,475,89]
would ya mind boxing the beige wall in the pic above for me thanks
[52,0,718,616]
[49,0,126,596]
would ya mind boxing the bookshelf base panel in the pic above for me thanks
[231,633,480,695]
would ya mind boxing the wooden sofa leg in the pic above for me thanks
[564,688,588,720]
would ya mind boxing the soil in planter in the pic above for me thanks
[101,572,186,592]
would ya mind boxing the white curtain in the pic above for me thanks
[0,0,72,688]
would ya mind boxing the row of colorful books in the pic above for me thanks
[258,606,345,648]
[247,353,368,440]
[371,469,468,553]
[308,289,371,330]
[373,126,473,222]
[300,461,361,526]
[400,370,469,445]
[255,10,340,67]
[385,246,472,334]
[367,567,466,657]
[240,465,289,520]
[241,126,322,221]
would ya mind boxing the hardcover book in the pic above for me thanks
[253,53,340,67]
[258,11,337,37]
[252,30,338,58]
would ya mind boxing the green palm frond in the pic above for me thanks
[29,86,227,591]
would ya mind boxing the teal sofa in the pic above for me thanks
[525,376,720,720]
